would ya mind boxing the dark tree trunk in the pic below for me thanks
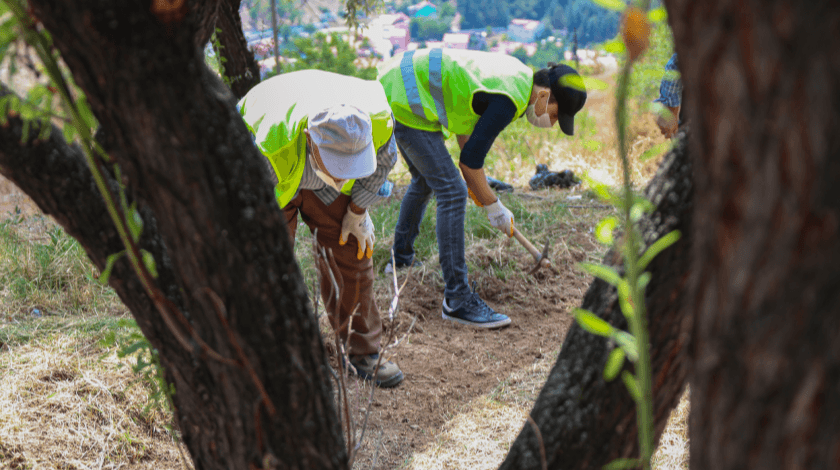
[500,133,693,469]
[216,0,262,99]
[663,0,840,468]
[8,1,347,468]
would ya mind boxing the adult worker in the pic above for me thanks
[378,49,586,328]
[238,69,403,387]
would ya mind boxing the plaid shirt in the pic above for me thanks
[298,134,398,209]
[653,54,682,108]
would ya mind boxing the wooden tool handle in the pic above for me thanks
[512,227,542,260]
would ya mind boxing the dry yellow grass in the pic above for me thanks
[405,352,555,470]
[400,351,690,470]
[406,398,528,470]
[652,388,691,470]
[0,322,190,469]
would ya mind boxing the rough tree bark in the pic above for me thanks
[663,0,840,468]
[499,132,693,469]
[216,0,262,99]
[8,1,347,468]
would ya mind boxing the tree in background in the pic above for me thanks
[524,39,566,68]
[510,46,530,64]
[276,32,378,80]
[548,3,566,30]
[563,0,619,45]
[507,0,551,21]
[457,0,510,29]
[242,0,301,32]
[410,16,451,41]
[215,0,262,98]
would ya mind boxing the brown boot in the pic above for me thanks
[348,354,404,388]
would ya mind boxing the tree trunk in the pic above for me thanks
[217,0,262,99]
[13,1,347,468]
[500,132,693,469]
[663,0,840,468]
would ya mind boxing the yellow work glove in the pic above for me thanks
[340,207,375,259]
[468,188,484,207]
[483,199,514,237]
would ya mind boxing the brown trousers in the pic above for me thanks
[284,191,382,355]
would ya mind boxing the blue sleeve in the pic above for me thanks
[653,54,683,108]
[459,94,517,170]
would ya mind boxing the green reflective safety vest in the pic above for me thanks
[378,48,533,135]
[238,70,394,208]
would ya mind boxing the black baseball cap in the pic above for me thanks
[548,64,587,136]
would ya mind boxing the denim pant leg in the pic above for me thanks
[393,122,471,300]
[392,140,433,266]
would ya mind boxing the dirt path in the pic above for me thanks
[336,212,602,469]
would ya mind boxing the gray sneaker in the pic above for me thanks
[442,293,511,329]
[384,258,424,275]
[348,353,404,388]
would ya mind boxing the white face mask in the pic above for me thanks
[310,154,347,192]
[525,92,553,128]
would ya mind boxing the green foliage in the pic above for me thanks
[603,458,642,470]
[523,40,566,69]
[457,0,510,29]
[549,4,567,29]
[277,32,377,80]
[507,0,548,20]
[107,319,175,419]
[207,27,230,87]
[242,0,304,31]
[0,217,120,318]
[603,347,625,381]
[411,16,452,41]
[343,0,384,30]
[368,193,439,273]
[564,0,621,46]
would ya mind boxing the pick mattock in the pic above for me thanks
[512,227,553,275]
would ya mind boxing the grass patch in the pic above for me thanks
[0,215,123,322]
[0,314,188,469]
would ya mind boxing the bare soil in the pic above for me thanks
[324,197,606,469]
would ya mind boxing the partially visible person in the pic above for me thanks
[654,53,683,138]
[378,49,586,329]
[238,70,403,387]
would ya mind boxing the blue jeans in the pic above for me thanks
[392,122,471,300]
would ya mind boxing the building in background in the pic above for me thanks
[408,0,437,18]
[490,40,537,56]
[442,32,470,49]
[507,18,544,43]
[365,12,411,57]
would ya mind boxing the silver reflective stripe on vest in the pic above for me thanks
[428,48,448,128]
[400,51,426,119]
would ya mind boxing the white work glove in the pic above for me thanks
[483,199,514,237]
[340,207,375,260]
